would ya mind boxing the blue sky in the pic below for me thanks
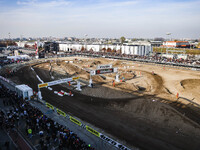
[0,0,200,39]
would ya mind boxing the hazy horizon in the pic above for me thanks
[0,0,200,39]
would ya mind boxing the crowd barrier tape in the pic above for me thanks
[70,116,82,126]
[56,108,66,117]
[46,102,54,110]
[86,125,100,137]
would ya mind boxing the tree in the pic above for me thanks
[120,36,126,45]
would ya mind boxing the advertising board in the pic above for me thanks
[96,68,114,74]
[97,64,112,70]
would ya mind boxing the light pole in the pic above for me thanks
[84,34,88,52]
[166,32,172,54]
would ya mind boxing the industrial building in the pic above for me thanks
[59,44,152,56]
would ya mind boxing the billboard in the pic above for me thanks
[97,64,112,70]
[96,68,114,74]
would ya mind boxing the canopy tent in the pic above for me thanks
[15,84,33,100]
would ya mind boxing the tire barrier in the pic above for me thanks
[35,100,133,150]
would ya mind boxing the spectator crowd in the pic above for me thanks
[0,83,95,150]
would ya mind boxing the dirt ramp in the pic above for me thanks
[181,79,200,89]
[60,62,81,74]
[92,75,105,83]
[179,79,200,103]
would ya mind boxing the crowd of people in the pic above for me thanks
[65,51,200,66]
[0,83,95,150]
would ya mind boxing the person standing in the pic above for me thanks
[28,128,32,139]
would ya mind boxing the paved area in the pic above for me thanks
[0,98,18,150]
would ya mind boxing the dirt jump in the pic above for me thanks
[4,57,200,150]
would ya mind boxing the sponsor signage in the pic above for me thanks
[38,83,48,88]
[46,102,54,110]
[86,125,100,137]
[100,134,131,150]
[97,64,112,70]
[96,68,114,74]
[70,116,82,126]
[90,70,96,76]
[72,77,79,80]
[56,108,66,117]
[48,78,72,86]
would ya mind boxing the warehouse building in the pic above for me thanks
[59,43,152,56]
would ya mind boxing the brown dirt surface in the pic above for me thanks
[5,57,200,150]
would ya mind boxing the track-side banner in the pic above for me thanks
[46,102,54,110]
[56,108,66,117]
[95,67,118,75]
[38,83,48,88]
[48,78,72,86]
[70,116,82,126]
[100,134,131,150]
[38,77,77,88]
[86,125,100,137]
[72,77,79,80]
[96,68,113,74]
[97,64,112,70]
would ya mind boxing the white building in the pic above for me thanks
[59,43,152,56]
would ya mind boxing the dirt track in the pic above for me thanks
[6,57,200,150]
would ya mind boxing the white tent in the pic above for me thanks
[7,55,30,61]
[15,84,33,100]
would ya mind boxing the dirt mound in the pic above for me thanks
[110,98,200,134]
[115,82,138,92]
[111,60,121,66]
[92,75,105,83]
[142,71,165,94]
[179,79,200,101]
[81,84,135,99]
[60,62,81,75]
[91,60,101,65]
[181,79,200,89]
[120,72,135,80]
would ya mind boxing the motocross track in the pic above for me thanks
[6,57,200,150]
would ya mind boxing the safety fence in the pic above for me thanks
[37,99,135,150]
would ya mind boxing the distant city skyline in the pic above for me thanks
[0,0,200,39]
